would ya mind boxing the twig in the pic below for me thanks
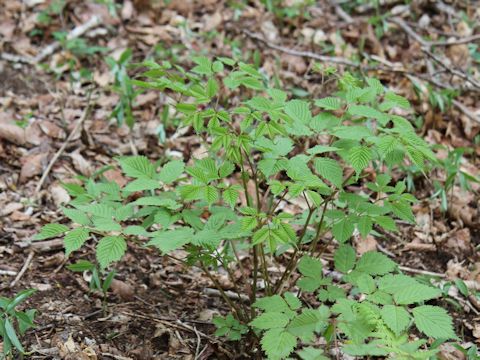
[35,15,102,63]
[376,243,396,258]
[430,33,480,46]
[101,353,133,360]
[1,16,102,65]
[193,326,202,360]
[422,50,480,89]
[452,100,480,125]
[10,251,35,288]
[203,288,250,303]
[243,30,359,67]
[389,17,429,47]
[243,29,477,94]
[35,90,93,195]
[389,17,480,90]
[398,265,446,278]
[0,52,35,64]
[0,270,17,276]
[329,0,354,23]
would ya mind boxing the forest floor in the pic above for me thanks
[0,0,480,359]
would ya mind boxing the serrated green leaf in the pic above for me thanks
[133,196,179,209]
[315,97,342,110]
[159,160,184,184]
[390,201,415,223]
[348,146,372,174]
[393,283,441,305]
[62,207,91,226]
[204,185,219,205]
[314,158,343,188]
[357,216,373,238]
[96,236,127,269]
[34,224,69,240]
[298,256,323,278]
[334,245,356,273]
[118,156,155,178]
[123,178,160,192]
[147,227,194,254]
[250,312,290,330]
[261,328,296,360]
[355,252,396,275]
[297,347,328,360]
[92,217,122,232]
[287,308,329,341]
[254,295,291,313]
[332,218,354,243]
[284,293,302,310]
[348,105,389,125]
[380,305,411,336]
[412,305,456,339]
[79,204,114,218]
[285,99,311,124]
[333,126,372,140]
[223,187,240,208]
[377,274,418,294]
[64,227,89,256]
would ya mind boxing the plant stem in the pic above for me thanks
[200,261,246,322]
[259,245,272,296]
[239,148,260,317]
[273,206,316,293]
[215,251,250,320]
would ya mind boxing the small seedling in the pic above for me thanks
[68,260,115,314]
[0,289,36,357]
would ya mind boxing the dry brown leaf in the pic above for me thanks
[103,169,127,187]
[20,152,48,183]
[0,121,26,145]
[51,184,71,206]
[39,121,65,139]
[70,151,93,176]
[445,228,472,256]
[0,202,23,217]
[110,279,135,300]
[355,235,377,255]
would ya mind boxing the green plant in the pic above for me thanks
[106,48,138,128]
[36,0,66,26]
[0,290,37,358]
[67,260,116,314]
[431,147,479,212]
[36,56,457,358]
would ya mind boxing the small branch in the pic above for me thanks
[2,16,102,65]
[203,288,250,302]
[430,33,480,47]
[35,90,93,196]
[10,251,35,288]
[389,17,430,47]
[35,15,103,63]
[452,100,480,125]
[398,265,446,278]
[243,30,360,67]
[0,270,17,276]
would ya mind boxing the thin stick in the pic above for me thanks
[243,30,359,67]
[10,251,34,288]
[0,270,17,276]
[193,326,202,360]
[452,100,480,125]
[35,90,93,195]
[398,265,446,278]
[35,16,102,63]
